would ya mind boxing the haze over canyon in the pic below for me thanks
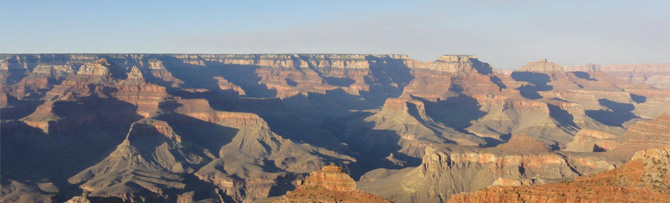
[1,54,669,202]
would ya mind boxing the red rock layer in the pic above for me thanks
[448,147,670,203]
[273,164,390,203]
[604,113,670,160]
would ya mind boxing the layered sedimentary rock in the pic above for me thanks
[564,129,617,152]
[478,58,670,146]
[603,113,670,161]
[272,164,390,203]
[358,135,616,203]
[67,119,209,202]
[448,146,670,203]
[565,63,670,88]
[349,98,484,161]
[2,54,669,203]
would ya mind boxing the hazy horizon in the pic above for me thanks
[1,0,668,69]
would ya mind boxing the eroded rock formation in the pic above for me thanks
[358,135,616,203]
[1,54,669,203]
[272,164,390,203]
[448,146,670,203]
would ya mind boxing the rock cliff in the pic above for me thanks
[448,146,670,203]
[603,113,670,161]
[358,135,616,203]
[2,54,669,203]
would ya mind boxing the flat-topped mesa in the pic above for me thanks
[197,54,410,69]
[187,54,494,74]
[175,99,270,129]
[3,54,495,75]
[518,58,565,73]
[435,55,478,63]
[404,55,494,74]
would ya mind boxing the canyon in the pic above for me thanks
[1,54,669,202]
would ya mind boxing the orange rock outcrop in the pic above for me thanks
[448,147,670,203]
[273,164,390,203]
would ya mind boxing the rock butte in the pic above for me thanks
[271,164,390,203]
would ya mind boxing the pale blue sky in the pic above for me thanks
[1,0,668,69]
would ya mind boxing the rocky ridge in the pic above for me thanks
[272,164,390,203]
[448,146,670,203]
[358,135,617,203]
[2,54,669,202]
[565,63,670,89]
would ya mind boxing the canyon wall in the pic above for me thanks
[1,54,669,202]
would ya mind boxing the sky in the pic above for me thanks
[1,0,668,69]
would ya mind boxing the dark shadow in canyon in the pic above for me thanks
[511,72,553,100]
[417,94,486,132]
[585,99,637,127]
[156,56,277,97]
[547,104,578,130]
[297,55,357,88]
[324,77,355,87]
[267,174,300,198]
[0,95,43,120]
[1,55,39,85]
[284,78,298,87]
[157,112,238,156]
[2,96,143,202]
[114,55,422,182]
[480,134,512,148]
[572,71,596,81]
[490,75,507,91]
[362,56,415,106]
[341,122,410,180]
[630,94,646,103]
[470,58,494,75]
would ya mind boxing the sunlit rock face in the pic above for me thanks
[272,164,391,203]
[358,135,616,203]
[1,54,669,203]
[448,146,670,203]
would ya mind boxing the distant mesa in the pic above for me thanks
[518,58,565,72]
[564,63,670,88]
[1,54,670,203]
